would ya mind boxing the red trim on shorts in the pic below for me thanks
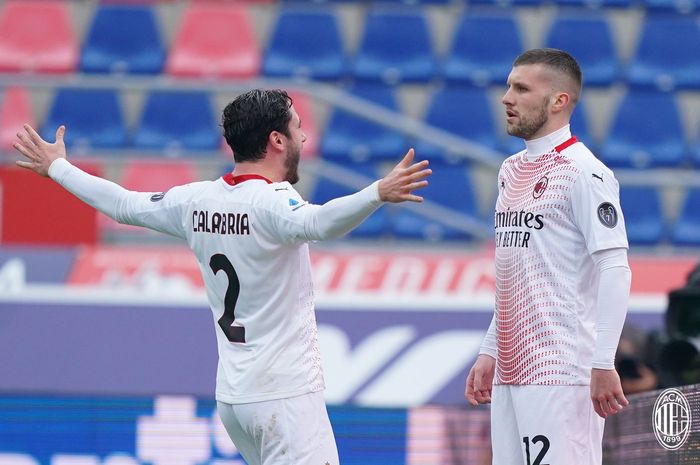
[222,173,273,186]
[554,136,578,153]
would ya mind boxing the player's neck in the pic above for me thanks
[230,161,284,183]
[524,124,571,158]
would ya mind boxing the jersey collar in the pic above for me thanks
[523,124,576,159]
[222,173,273,186]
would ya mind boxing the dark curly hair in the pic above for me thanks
[221,89,293,162]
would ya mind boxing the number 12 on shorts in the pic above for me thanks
[523,435,550,465]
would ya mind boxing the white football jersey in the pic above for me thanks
[494,129,628,385]
[116,174,325,404]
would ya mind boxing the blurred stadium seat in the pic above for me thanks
[619,186,665,245]
[627,15,700,90]
[166,3,259,79]
[671,188,700,246]
[321,83,407,163]
[545,16,619,86]
[600,90,687,168]
[0,0,78,73]
[311,162,390,237]
[133,90,219,153]
[41,88,127,152]
[553,0,632,7]
[353,10,437,84]
[391,161,480,241]
[263,10,347,80]
[443,14,523,87]
[413,85,501,163]
[80,4,165,74]
[0,86,32,152]
[642,0,699,12]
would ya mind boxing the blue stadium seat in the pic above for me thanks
[263,10,347,80]
[671,188,700,246]
[353,11,437,84]
[627,16,700,90]
[545,16,619,86]
[600,90,687,168]
[553,0,631,7]
[321,84,407,163]
[469,0,541,6]
[133,90,219,152]
[311,162,390,238]
[391,161,480,241]
[80,5,165,74]
[41,88,126,151]
[414,86,500,163]
[642,0,698,17]
[619,186,664,245]
[443,14,523,87]
[375,0,452,3]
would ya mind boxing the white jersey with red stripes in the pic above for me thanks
[118,173,325,404]
[494,129,628,385]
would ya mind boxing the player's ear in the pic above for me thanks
[268,130,285,151]
[551,91,570,114]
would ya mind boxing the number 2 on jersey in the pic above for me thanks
[209,254,245,343]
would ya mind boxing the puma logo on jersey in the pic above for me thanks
[592,173,604,182]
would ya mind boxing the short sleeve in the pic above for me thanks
[570,167,629,254]
[254,183,315,246]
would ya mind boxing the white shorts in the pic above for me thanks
[217,391,339,465]
[491,384,605,465]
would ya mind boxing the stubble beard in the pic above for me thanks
[507,100,549,141]
[284,144,301,185]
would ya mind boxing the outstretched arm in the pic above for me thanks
[302,148,431,240]
[13,125,187,238]
[14,124,128,220]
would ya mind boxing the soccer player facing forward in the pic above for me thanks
[14,89,431,465]
[465,49,632,464]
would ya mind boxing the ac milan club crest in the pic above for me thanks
[653,388,691,450]
[533,176,548,199]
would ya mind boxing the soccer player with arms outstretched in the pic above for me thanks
[14,89,431,465]
[465,49,631,465]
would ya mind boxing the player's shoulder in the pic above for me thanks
[565,141,616,180]
[155,179,212,202]
[240,180,308,212]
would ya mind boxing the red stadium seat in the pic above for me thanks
[0,86,32,152]
[0,1,78,73]
[288,91,319,159]
[166,3,259,79]
[101,160,198,234]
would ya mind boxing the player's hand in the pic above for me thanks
[465,354,496,406]
[377,148,431,203]
[14,124,67,177]
[590,368,629,419]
